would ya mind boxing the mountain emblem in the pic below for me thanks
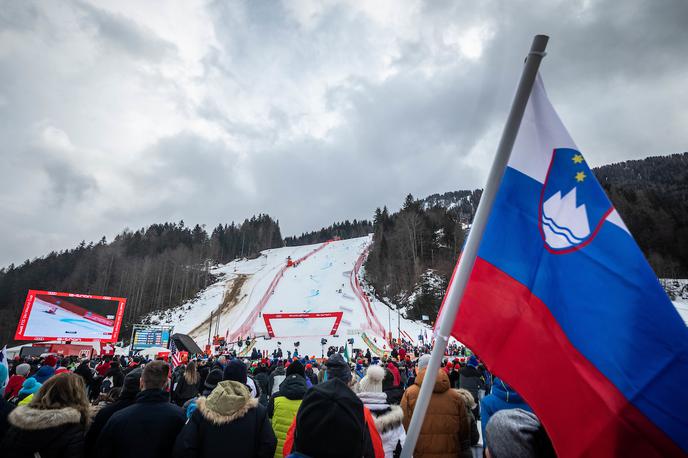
[538,148,614,254]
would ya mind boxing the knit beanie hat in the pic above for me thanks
[19,377,42,395]
[357,365,385,393]
[121,368,143,397]
[417,354,431,370]
[286,360,305,377]
[43,355,58,367]
[485,408,556,458]
[382,368,396,391]
[205,380,252,416]
[33,365,55,384]
[223,359,247,384]
[16,363,31,377]
[0,364,7,387]
[326,353,351,383]
[293,379,367,458]
[204,368,223,390]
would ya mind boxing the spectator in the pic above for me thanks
[484,408,555,458]
[33,365,55,384]
[401,364,470,457]
[268,360,286,395]
[480,377,532,447]
[382,369,404,406]
[2,373,90,457]
[16,377,42,406]
[96,361,185,458]
[85,368,142,455]
[0,397,14,442]
[459,356,484,419]
[104,360,125,389]
[173,380,276,458]
[456,389,480,458]
[173,361,200,406]
[304,363,318,387]
[356,365,406,458]
[4,363,30,400]
[268,360,308,457]
[283,378,382,458]
[253,364,270,406]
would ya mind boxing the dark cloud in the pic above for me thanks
[0,0,686,267]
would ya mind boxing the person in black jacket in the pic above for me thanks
[0,397,16,443]
[253,365,270,406]
[84,368,142,455]
[2,373,91,458]
[173,380,277,458]
[382,368,404,405]
[459,356,485,419]
[96,361,185,458]
[173,361,201,406]
[104,360,125,389]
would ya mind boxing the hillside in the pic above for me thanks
[364,152,688,320]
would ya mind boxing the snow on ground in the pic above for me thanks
[150,236,430,357]
[24,298,113,340]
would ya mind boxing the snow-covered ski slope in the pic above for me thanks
[150,236,429,357]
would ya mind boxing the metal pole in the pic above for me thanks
[401,34,548,458]
[208,311,213,347]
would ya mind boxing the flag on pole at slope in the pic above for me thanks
[443,75,688,456]
[170,338,181,369]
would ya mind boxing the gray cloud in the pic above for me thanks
[0,0,686,266]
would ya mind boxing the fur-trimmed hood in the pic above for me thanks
[370,404,404,434]
[196,395,258,425]
[8,405,82,430]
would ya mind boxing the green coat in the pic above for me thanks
[271,396,302,458]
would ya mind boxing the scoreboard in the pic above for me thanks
[132,328,171,350]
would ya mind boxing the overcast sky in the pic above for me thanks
[1,0,686,267]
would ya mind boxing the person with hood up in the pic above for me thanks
[480,377,532,448]
[268,360,308,458]
[283,378,382,458]
[4,363,30,401]
[2,373,90,457]
[16,377,42,406]
[268,360,286,395]
[84,368,142,455]
[96,361,185,458]
[401,358,470,458]
[173,380,276,457]
[456,389,480,458]
[304,363,317,387]
[356,365,406,458]
[459,356,485,419]
[283,353,385,458]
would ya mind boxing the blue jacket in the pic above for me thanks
[480,378,532,443]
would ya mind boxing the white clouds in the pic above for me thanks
[0,0,686,266]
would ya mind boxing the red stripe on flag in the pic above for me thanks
[454,257,682,457]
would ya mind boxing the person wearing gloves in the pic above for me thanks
[356,365,406,458]
[173,380,276,458]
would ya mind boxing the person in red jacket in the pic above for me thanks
[4,363,30,400]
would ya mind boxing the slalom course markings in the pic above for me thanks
[360,332,386,357]
[227,241,332,342]
[349,247,387,339]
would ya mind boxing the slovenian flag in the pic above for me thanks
[451,76,688,456]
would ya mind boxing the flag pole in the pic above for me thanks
[401,34,549,458]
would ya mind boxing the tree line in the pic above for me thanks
[364,152,688,322]
[284,219,373,246]
[0,215,283,345]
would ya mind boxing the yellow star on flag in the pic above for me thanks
[572,153,584,164]
[575,171,587,182]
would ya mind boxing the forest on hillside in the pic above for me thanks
[284,220,373,246]
[0,215,282,344]
[364,153,688,321]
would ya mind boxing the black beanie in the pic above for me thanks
[223,359,247,384]
[293,379,367,458]
[326,353,352,383]
[286,360,305,377]
[204,368,223,390]
[121,368,142,398]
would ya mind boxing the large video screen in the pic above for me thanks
[14,290,127,342]
[132,328,171,350]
